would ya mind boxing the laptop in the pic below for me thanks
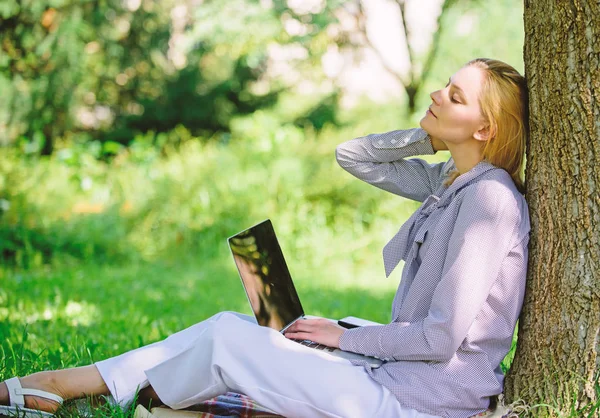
[228,219,384,368]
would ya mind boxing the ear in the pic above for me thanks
[473,125,490,142]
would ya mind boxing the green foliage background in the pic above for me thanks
[0,0,556,415]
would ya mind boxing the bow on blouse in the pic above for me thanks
[382,162,500,278]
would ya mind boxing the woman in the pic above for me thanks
[0,58,530,418]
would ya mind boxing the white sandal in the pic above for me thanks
[0,377,63,417]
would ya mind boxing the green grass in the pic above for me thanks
[0,251,402,417]
[0,114,422,416]
[0,252,401,363]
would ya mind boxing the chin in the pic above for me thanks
[419,117,432,135]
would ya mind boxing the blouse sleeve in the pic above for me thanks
[338,181,528,361]
[335,128,451,202]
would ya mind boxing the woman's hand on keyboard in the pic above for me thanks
[283,318,345,348]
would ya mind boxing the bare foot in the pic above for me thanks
[1,371,65,413]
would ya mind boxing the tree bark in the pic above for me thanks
[505,0,600,415]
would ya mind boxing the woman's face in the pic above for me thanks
[420,65,488,145]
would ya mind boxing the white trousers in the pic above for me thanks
[95,312,439,418]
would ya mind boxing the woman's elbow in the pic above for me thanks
[335,143,353,168]
[424,329,462,361]
[431,344,458,361]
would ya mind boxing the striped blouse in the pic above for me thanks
[335,128,530,418]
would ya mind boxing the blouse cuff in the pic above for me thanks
[370,128,435,156]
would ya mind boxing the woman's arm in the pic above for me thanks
[336,128,451,202]
[338,181,529,361]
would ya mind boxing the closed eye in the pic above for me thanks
[445,82,461,104]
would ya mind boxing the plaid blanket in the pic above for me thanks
[180,392,282,417]
[135,392,283,418]
[135,392,508,418]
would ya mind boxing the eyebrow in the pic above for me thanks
[448,78,466,97]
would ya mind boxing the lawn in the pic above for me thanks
[1,118,429,416]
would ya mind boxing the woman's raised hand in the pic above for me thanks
[284,318,346,348]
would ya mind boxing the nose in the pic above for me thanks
[430,89,441,106]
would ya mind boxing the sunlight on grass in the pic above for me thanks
[0,300,99,327]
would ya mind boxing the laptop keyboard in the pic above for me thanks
[292,339,336,353]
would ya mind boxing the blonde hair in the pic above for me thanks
[448,58,529,192]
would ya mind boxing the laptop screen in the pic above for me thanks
[228,219,304,331]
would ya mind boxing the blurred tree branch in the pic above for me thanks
[349,0,462,115]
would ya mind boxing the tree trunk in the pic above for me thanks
[504,0,600,415]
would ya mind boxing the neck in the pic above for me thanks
[447,142,485,174]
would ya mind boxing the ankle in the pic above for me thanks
[23,371,60,393]
[0,381,8,405]
[20,371,65,412]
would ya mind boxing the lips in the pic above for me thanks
[428,107,437,118]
